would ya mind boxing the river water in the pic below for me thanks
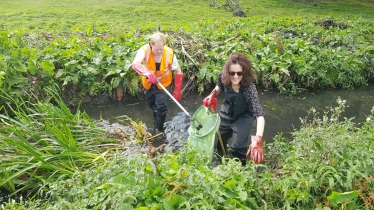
[79,84,374,144]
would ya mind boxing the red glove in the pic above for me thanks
[246,135,264,164]
[132,63,157,84]
[203,89,217,110]
[172,73,183,101]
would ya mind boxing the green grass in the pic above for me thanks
[1,0,373,31]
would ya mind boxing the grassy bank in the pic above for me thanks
[1,0,374,31]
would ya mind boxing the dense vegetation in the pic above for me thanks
[1,0,374,106]
[1,18,373,105]
[1,0,374,209]
[1,93,373,209]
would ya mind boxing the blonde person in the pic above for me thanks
[132,32,183,134]
[203,52,265,166]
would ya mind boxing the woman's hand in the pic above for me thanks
[203,89,218,110]
[246,135,264,164]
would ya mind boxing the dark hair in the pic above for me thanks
[221,52,254,87]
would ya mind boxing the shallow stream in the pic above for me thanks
[78,84,374,146]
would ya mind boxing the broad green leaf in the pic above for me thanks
[237,190,247,201]
[152,186,165,196]
[11,50,19,59]
[55,69,64,79]
[65,60,78,66]
[112,77,121,88]
[223,179,236,191]
[166,194,186,208]
[130,77,139,95]
[327,191,358,207]
[28,60,37,75]
[111,175,130,184]
[40,60,55,76]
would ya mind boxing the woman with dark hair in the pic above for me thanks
[203,52,265,166]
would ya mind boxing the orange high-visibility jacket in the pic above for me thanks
[141,44,174,90]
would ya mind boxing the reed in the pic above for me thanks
[0,87,117,194]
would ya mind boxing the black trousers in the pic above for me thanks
[215,114,255,160]
[145,85,169,131]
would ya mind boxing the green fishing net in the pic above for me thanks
[187,106,221,163]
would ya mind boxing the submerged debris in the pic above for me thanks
[95,113,191,162]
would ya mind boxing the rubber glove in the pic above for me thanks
[246,135,264,164]
[203,89,217,110]
[172,73,183,101]
[132,63,157,84]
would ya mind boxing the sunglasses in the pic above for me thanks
[228,71,244,76]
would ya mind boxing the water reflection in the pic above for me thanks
[78,84,374,143]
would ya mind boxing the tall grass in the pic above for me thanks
[0,87,117,194]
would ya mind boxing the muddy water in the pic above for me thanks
[79,84,374,146]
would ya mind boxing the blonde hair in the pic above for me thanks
[150,32,167,45]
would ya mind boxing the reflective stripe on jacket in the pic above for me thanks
[141,44,173,90]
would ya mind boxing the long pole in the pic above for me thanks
[157,82,191,117]
[157,81,203,130]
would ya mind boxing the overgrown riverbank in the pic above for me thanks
[1,17,374,108]
[1,93,373,209]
